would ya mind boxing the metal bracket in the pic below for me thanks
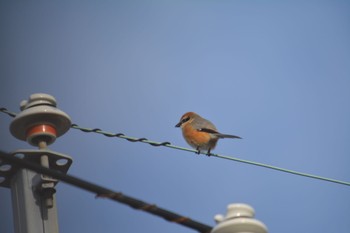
[0,149,72,188]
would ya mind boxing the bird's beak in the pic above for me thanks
[175,122,182,127]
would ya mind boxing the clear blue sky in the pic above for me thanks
[1,1,350,232]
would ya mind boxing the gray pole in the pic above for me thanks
[11,169,59,233]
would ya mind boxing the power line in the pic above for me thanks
[0,150,213,233]
[0,107,16,117]
[70,125,350,187]
[1,107,350,187]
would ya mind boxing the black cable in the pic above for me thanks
[0,150,212,233]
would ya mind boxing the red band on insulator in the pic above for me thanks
[26,124,57,138]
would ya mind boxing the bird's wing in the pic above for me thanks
[198,128,242,139]
[197,128,220,134]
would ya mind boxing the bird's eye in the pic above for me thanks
[182,117,190,123]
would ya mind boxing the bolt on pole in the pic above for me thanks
[1,93,72,233]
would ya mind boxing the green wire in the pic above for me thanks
[69,124,350,187]
[211,153,350,186]
[2,107,350,187]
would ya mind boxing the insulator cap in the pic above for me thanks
[10,93,71,146]
[212,203,268,233]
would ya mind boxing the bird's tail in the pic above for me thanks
[215,133,242,139]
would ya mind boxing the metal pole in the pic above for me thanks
[11,169,59,233]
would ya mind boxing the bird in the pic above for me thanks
[175,112,241,156]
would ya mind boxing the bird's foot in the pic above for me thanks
[206,149,212,157]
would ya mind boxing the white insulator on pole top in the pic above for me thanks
[211,203,268,233]
[9,93,71,146]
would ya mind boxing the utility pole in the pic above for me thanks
[0,93,72,233]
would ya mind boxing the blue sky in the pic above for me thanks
[1,1,350,232]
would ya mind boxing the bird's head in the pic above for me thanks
[175,112,198,128]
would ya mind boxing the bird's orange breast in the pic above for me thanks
[182,124,212,147]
